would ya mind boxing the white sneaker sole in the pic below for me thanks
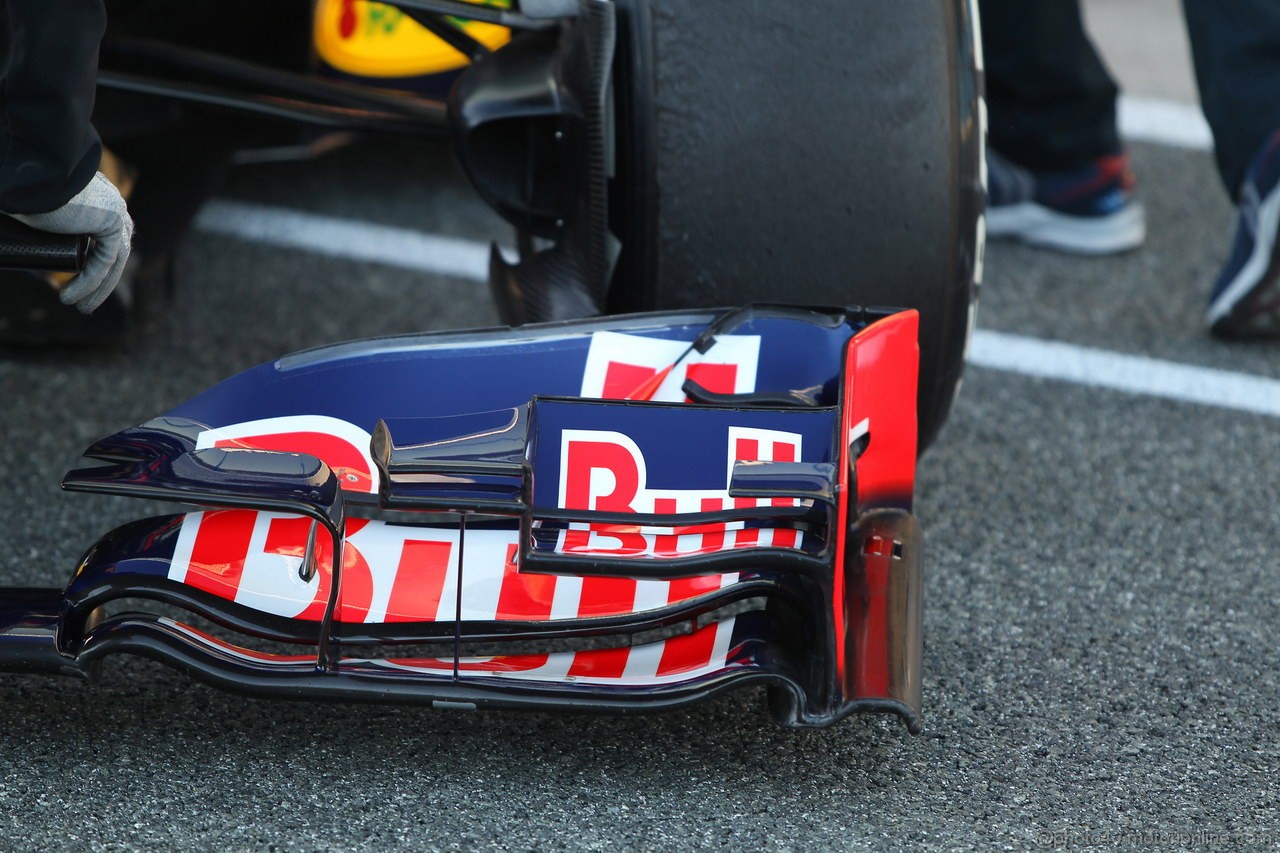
[987,201,1146,255]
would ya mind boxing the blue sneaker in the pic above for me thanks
[1206,130,1280,338]
[986,150,1146,255]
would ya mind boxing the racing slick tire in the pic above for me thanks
[606,0,984,452]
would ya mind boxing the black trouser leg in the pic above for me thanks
[1182,0,1280,198]
[980,0,1121,171]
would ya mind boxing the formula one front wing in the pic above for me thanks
[0,305,923,730]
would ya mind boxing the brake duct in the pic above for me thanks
[449,0,616,324]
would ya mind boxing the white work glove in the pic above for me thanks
[10,172,134,313]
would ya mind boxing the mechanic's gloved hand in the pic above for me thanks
[9,172,134,314]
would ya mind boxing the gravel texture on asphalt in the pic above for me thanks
[1,139,1278,851]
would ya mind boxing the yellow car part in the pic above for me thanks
[313,0,512,79]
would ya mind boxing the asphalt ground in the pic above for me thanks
[1,135,1279,851]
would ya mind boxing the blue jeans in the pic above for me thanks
[981,0,1280,197]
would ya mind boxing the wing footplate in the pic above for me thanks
[841,509,923,733]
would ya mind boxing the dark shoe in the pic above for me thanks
[0,270,129,346]
[0,250,172,347]
[1206,130,1280,338]
[986,149,1146,255]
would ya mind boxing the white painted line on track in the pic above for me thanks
[195,200,1280,418]
[1118,95,1212,151]
[970,329,1280,417]
[195,199,493,282]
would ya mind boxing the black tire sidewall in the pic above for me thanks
[608,0,983,451]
